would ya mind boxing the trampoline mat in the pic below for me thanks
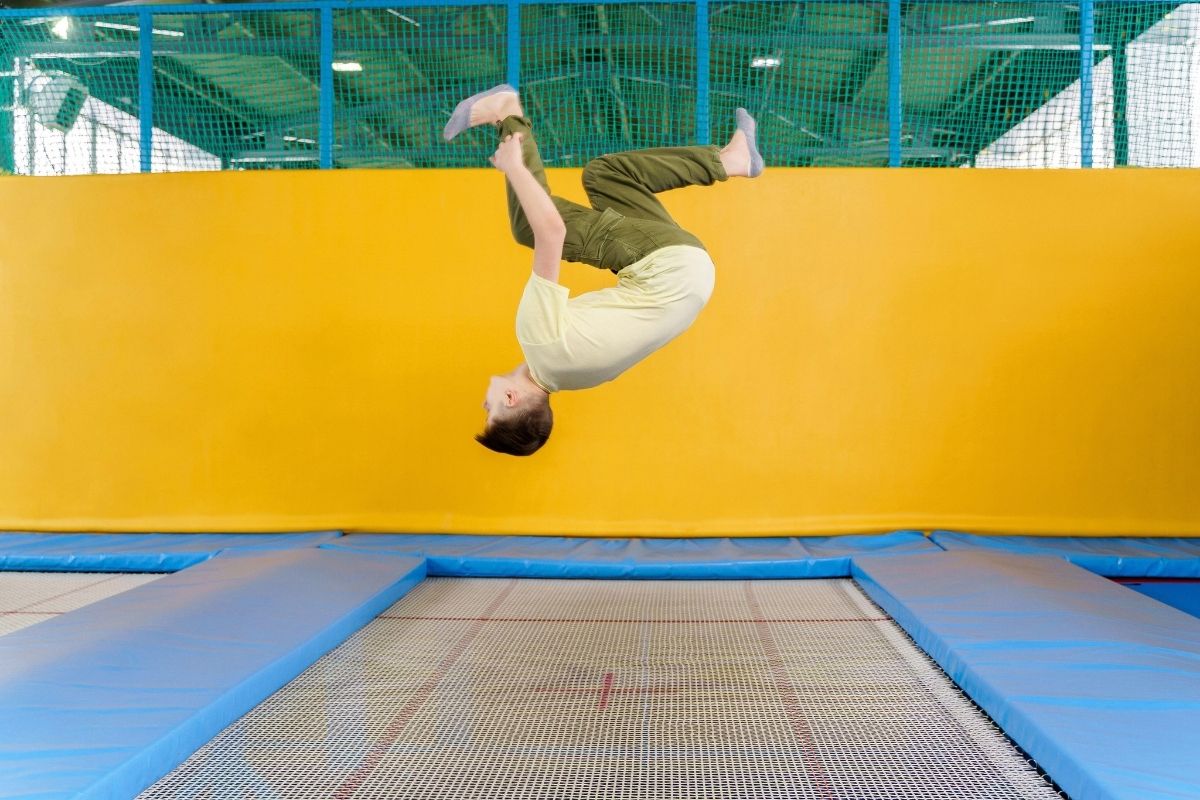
[0,571,161,637]
[141,578,1061,799]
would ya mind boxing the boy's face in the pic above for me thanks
[482,374,517,424]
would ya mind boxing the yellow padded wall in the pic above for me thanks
[1,168,1198,535]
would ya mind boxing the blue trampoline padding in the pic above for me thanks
[1121,581,1200,619]
[0,531,342,572]
[323,531,933,578]
[931,531,1200,577]
[853,551,1200,800]
[0,548,425,800]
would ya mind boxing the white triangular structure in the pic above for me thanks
[974,4,1200,167]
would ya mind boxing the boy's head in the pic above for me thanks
[476,370,553,456]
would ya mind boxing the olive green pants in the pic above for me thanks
[500,115,727,273]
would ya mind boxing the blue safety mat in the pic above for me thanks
[930,532,1200,577]
[853,551,1200,800]
[0,548,425,800]
[324,531,934,578]
[1119,581,1200,619]
[0,531,341,572]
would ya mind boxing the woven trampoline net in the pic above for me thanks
[139,578,1062,799]
[0,571,161,637]
[1,2,1197,174]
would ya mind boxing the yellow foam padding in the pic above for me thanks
[1,168,1198,536]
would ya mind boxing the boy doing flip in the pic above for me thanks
[444,86,763,456]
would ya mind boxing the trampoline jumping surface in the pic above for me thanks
[140,578,1061,799]
[0,571,161,637]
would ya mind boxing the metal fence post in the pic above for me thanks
[1080,0,1095,168]
[319,4,334,169]
[887,0,901,167]
[696,0,710,145]
[1113,31,1130,166]
[138,10,153,173]
[0,58,14,174]
[507,0,520,90]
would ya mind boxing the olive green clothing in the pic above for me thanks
[501,115,724,392]
[499,115,727,273]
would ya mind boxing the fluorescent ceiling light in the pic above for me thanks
[332,61,363,72]
[232,155,318,163]
[750,56,781,69]
[29,50,155,59]
[988,16,1037,26]
[385,10,421,27]
[942,16,1036,31]
[51,17,71,39]
[93,21,184,37]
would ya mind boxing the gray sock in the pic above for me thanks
[736,108,765,178]
[443,84,518,142]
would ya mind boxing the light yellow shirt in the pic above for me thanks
[515,245,716,392]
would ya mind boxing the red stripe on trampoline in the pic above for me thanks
[533,685,882,697]
[534,686,680,694]
[332,578,518,799]
[379,615,888,624]
[743,581,837,800]
[5,575,126,615]
[597,672,614,710]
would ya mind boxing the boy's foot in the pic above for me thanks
[719,108,765,178]
[443,84,522,141]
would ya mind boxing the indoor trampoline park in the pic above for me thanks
[1,1,1199,799]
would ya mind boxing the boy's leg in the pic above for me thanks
[498,115,602,260]
[581,146,728,227]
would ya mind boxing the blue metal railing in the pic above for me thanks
[0,0,1147,170]
[886,0,901,167]
[505,0,521,89]
[318,5,334,169]
[138,11,153,173]
[1080,0,1097,168]
[695,0,711,147]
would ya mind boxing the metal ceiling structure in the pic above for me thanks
[0,0,1187,172]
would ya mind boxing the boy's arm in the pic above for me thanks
[493,135,566,283]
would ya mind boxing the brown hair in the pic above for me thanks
[475,397,553,456]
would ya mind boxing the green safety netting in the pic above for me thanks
[0,1,1196,175]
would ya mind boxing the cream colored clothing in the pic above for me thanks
[515,244,716,392]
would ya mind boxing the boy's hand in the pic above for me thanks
[490,133,526,174]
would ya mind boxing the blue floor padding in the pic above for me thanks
[5,532,1199,800]
[0,548,425,800]
[853,550,1200,800]
[931,531,1200,577]
[1120,581,1200,619]
[322,531,934,578]
[0,531,342,572]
